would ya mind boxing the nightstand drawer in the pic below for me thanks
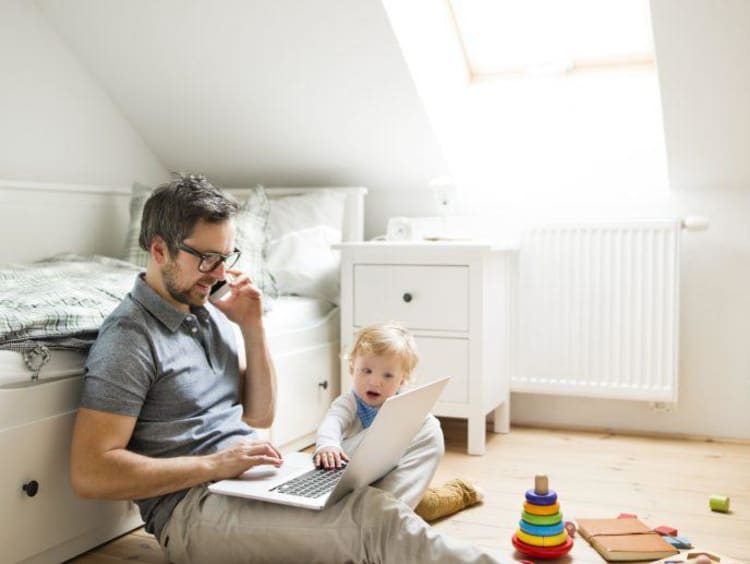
[353,265,469,331]
[415,336,468,403]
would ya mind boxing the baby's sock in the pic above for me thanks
[415,478,484,522]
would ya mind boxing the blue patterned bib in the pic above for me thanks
[353,391,380,429]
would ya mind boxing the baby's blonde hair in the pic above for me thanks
[347,322,419,383]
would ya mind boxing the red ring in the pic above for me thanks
[511,534,573,559]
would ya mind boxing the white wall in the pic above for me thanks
[13,0,748,439]
[352,0,750,440]
[36,0,451,238]
[504,0,750,441]
[0,1,167,186]
[0,1,168,261]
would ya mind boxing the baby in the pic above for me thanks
[313,321,483,521]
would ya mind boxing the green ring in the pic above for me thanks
[521,511,563,526]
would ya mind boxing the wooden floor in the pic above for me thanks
[67,421,750,563]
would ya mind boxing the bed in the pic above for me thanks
[0,181,366,564]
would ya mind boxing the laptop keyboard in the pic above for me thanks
[270,466,346,498]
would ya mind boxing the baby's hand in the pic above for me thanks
[314,447,350,469]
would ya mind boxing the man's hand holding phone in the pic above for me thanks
[209,270,264,329]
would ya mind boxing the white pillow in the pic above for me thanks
[266,190,347,304]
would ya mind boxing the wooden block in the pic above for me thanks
[686,551,721,562]
[663,535,693,549]
[534,474,549,495]
[709,494,730,513]
[655,525,679,536]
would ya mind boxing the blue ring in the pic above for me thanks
[519,520,565,537]
[525,489,558,505]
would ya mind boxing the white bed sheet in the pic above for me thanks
[0,296,338,388]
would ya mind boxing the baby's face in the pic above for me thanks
[352,352,407,407]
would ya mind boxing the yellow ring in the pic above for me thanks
[516,528,568,547]
[523,501,560,516]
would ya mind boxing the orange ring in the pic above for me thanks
[523,500,560,515]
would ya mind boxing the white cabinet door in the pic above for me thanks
[272,343,338,448]
[353,265,469,332]
[413,337,469,404]
[0,412,138,564]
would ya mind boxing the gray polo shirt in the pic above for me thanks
[81,274,256,539]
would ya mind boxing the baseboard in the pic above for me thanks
[507,421,750,445]
[22,510,143,564]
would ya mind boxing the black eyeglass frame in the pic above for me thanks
[177,243,241,273]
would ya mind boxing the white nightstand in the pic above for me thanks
[335,241,518,455]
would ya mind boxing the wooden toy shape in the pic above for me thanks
[535,474,549,495]
[525,489,558,505]
[512,534,574,560]
[654,525,678,536]
[709,494,730,513]
[518,520,565,537]
[521,510,563,526]
[663,536,693,549]
[516,529,568,548]
[513,476,573,559]
[523,500,560,515]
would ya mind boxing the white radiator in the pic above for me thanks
[514,220,684,401]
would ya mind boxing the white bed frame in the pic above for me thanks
[0,179,367,564]
[0,179,366,263]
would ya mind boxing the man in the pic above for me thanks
[70,174,502,563]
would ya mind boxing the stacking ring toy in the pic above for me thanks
[516,529,568,548]
[511,475,573,559]
[524,501,560,515]
[519,520,565,537]
[512,534,574,560]
[525,489,557,505]
[521,511,563,526]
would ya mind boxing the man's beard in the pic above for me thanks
[163,262,214,307]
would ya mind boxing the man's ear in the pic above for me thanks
[150,236,170,266]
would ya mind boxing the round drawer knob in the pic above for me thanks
[318,380,328,390]
[23,480,39,497]
[402,292,413,303]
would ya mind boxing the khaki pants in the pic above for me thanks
[159,416,502,563]
[160,485,502,563]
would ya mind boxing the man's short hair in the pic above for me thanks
[139,173,239,256]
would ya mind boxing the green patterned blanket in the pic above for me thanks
[0,254,140,351]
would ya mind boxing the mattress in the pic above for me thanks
[0,296,338,388]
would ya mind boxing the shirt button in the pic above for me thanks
[191,327,198,334]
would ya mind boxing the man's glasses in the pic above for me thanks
[178,243,241,273]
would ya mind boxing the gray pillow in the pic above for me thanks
[123,182,152,268]
[234,185,278,299]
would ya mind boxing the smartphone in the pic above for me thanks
[209,280,231,303]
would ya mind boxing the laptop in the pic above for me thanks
[208,377,449,510]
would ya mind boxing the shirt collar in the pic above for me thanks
[130,273,209,332]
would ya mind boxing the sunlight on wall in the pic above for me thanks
[452,68,670,205]
[382,0,670,208]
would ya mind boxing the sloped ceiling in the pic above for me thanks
[36,0,450,190]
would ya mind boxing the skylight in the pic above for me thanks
[450,0,655,77]
[382,0,670,206]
